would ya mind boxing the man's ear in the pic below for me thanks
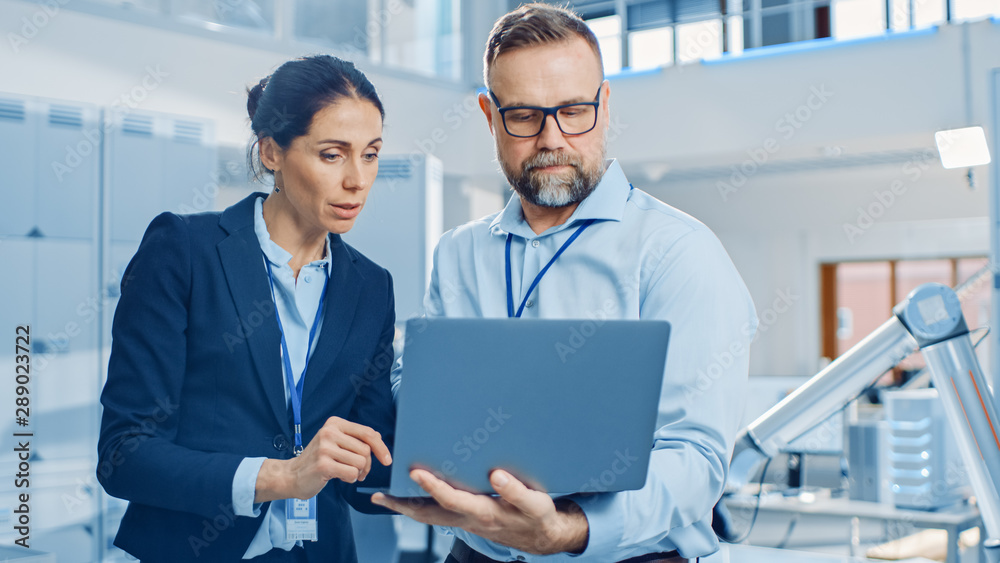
[479,92,496,136]
[600,80,611,132]
[259,137,282,173]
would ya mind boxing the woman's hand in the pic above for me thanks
[255,416,392,502]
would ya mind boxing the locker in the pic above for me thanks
[36,102,101,240]
[0,97,38,236]
[108,111,164,242]
[34,239,99,461]
[108,110,215,243]
[0,91,216,562]
[0,238,35,466]
[0,238,35,332]
[343,154,444,322]
[161,119,216,216]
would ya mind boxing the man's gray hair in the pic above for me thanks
[483,3,604,88]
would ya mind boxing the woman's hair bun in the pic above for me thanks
[246,76,270,121]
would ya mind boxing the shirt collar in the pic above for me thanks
[489,158,631,239]
[254,196,333,277]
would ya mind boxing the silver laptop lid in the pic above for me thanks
[388,317,670,498]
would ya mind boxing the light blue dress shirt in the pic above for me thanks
[417,159,759,561]
[231,196,333,559]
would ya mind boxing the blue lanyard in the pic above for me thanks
[505,219,596,318]
[265,260,329,456]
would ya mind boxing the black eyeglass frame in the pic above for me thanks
[488,84,603,138]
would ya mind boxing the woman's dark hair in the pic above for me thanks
[246,54,385,183]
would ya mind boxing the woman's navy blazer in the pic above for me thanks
[97,191,396,562]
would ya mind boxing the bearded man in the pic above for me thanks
[373,4,759,563]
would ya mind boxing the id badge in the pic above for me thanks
[285,497,318,542]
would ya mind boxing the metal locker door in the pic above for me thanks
[108,111,164,243]
[0,96,38,237]
[0,237,35,468]
[161,118,216,216]
[36,101,101,240]
[33,238,99,462]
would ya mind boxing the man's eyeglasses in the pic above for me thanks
[488,85,602,138]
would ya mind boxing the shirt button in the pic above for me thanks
[304,275,312,283]
[516,557,526,561]
[525,299,535,308]
[531,240,540,248]
[273,435,289,451]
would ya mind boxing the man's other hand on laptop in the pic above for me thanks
[372,468,589,555]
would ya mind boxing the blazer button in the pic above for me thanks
[273,435,289,451]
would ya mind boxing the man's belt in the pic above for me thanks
[449,539,688,563]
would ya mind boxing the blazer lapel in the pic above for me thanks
[217,193,289,431]
[302,234,363,406]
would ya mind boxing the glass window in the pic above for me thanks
[376,0,463,80]
[957,257,990,330]
[628,26,674,69]
[588,14,623,74]
[888,0,912,29]
[886,0,947,29]
[676,19,724,63]
[953,0,1000,20]
[833,0,886,38]
[836,261,892,355]
[91,0,164,14]
[824,257,989,382]
[895,259,952,371]
[895,259,952,304]
[172,0,274,32]
[295,0,368,53]
[762,11,794,45]
[912,0,947,26]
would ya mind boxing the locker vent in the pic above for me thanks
[0,99,26,122]
[428,160,443,184]
[378,159,413,180]
[174,120,203,144]
[49,104,84,128]
[122,114,154,136]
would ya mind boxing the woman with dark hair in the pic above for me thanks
[97,55,396,563]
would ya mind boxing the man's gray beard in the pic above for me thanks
[499,148,605,208]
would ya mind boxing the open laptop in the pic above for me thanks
[381,317,670,498]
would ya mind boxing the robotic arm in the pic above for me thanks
[721,279,1000,559]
